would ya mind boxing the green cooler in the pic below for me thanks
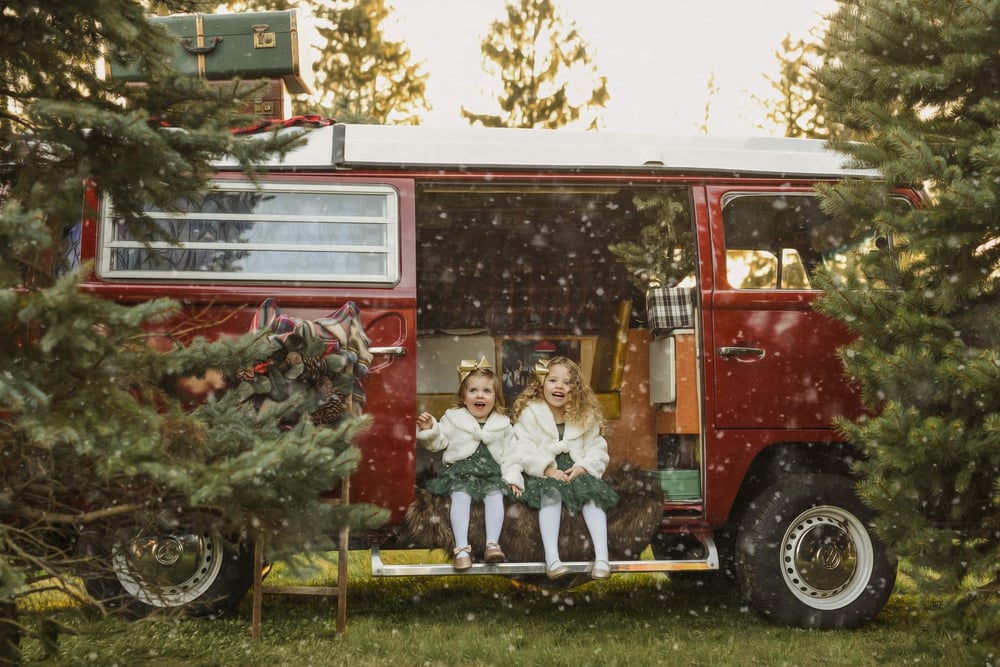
[644,469,702,501]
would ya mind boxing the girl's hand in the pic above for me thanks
[416,412,434,431]
[509,483,523,497]
[566,465,587,481]
[544,464,570,482]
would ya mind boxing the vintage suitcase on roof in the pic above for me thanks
[109,11,312,94]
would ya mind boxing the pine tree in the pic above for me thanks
[312,0,429,124]
[0,1,386,659]
[758,33,834,139]
[814,0,1000,645]
[461,0,609,129]
[608,193,694,290]
[224,1,430,124]
[698,73,719,136]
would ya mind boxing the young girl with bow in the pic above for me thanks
[416,358,523,570]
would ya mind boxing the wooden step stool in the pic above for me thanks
[250,478,350,638]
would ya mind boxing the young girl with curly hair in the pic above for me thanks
[511,356,618,579]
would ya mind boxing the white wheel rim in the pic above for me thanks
[779,504,874,610]
[111,529,225,607]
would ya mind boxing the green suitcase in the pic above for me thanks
[109,11,311,94]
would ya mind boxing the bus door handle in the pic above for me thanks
[719,346,764,360]
[370,346,407,357]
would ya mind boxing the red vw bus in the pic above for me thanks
[78,122,918,628]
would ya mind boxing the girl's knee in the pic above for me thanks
[541,492,562,508]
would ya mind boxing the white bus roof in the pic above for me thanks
[233,122,874,178]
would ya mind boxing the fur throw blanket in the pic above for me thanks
[397,465,664,562]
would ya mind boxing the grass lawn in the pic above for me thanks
[15,550,993,667]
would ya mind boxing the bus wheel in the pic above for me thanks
[83,523,254,618]
[735,474,896,629]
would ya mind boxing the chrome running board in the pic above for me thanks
[371,538,718,577]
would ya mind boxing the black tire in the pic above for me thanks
[735,474,896,629]
[82,523,254,618]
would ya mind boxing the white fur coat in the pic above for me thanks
[514,400,610,479]
[416,408,524,488]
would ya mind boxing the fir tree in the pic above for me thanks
[223,1,430,124]
[309,0,430,124]
[462,0,609,129]
[232,0,431,124]
[608,193,694,290]
[0,1,386,660]
[814,0,1000,645]
[757,32,834,139]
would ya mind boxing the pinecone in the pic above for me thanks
[311,376,347,426]
[301,354,327,380]
[235,367,255,382]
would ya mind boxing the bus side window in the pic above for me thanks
[99,183,400,285]
[722,193,834,290]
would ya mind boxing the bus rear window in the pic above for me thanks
[98,181,399,284]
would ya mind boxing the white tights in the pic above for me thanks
[582,500,610,563]
[538,497,609,565]
[450,489,505,548]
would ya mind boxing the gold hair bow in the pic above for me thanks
[457,356,492,382]
[533,358,551,384]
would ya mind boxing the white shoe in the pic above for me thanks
[591,560,611,579]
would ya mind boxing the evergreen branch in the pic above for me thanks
[12,503,143,525]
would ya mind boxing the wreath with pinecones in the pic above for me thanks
[230,300,370,429]
[232,347,351,428]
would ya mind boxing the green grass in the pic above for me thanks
[14,551,995,667]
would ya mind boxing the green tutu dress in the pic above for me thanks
[426,442,510,501]
[520,452,619,512]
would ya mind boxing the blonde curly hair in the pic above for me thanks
[510,356,605,432]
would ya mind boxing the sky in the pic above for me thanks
[379,0,837,136]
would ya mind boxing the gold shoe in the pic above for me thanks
[484,542,505,563]
[453,545,472,571]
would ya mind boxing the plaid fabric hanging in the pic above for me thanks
[250,297,373,416]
